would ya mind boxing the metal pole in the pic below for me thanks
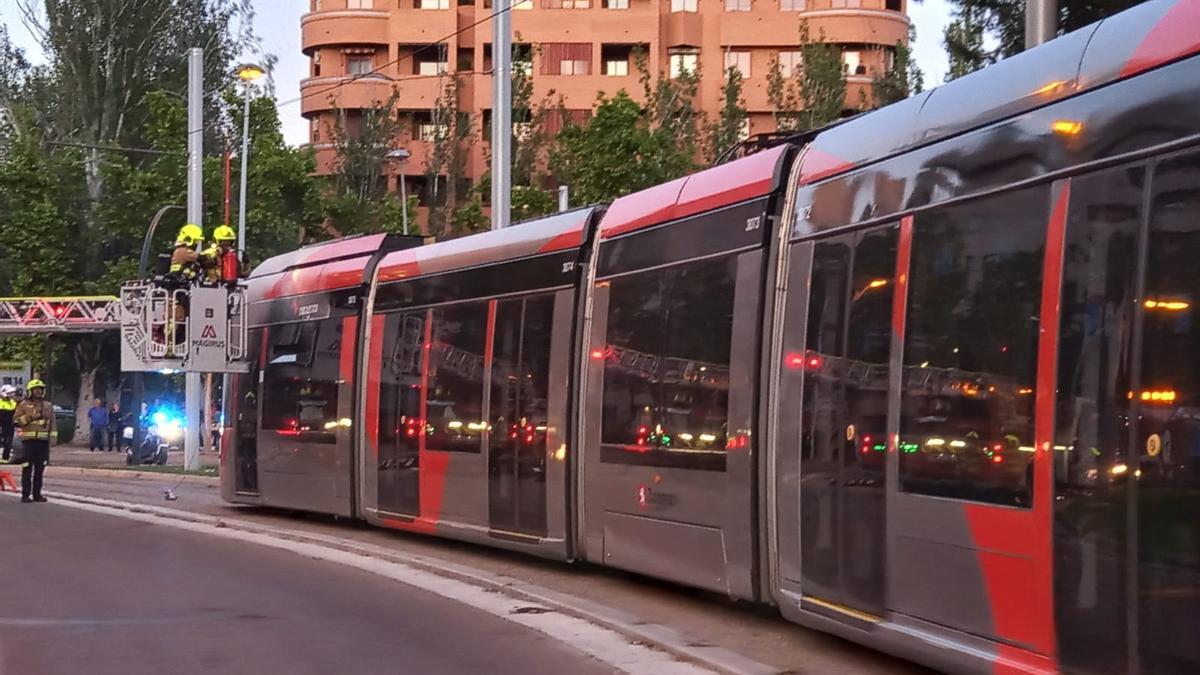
[558,185,569,213]
[184,47,204,473]
[1024,0,1057,50]
[490,1,512,230]
[399,174,409,235]
[237,87,252,259]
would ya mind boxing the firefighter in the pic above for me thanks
[169,223,205,284]
[13,378,54,503]
[202,225,240,286]
[0,384,16,463]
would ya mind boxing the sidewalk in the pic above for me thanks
[51,443,219,471]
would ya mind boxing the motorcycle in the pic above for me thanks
[126,409,180,466]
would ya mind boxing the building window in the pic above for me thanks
[777,50,802,77]
[724,50,750,78]
[418,0,450,7]
[670,0,697,12]
[312,0,323,10]
[312,52,322,77]
[601,44,635,76]
[311,119,320,143]
[457,47,474,71]
[842,50,865,76]
[514,0,533,8]
[414,47,449,76]
[541,43,592,76]
[886,0,902,10]
[899,185,1051,508]
[830,0,862,6]
[603,0,628,7]
[347,0,373,8]
[604,59,629,76]
[669,48,698,78]
[347,56,373,75]
[543,0,591,6]
[725,0,750,10]
[780,0,804,10]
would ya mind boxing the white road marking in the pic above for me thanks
[14,494,712,675]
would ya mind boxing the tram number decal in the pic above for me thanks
[562,261,577,274]
[745,216,763,232]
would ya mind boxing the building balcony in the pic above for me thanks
[390,8,458,43]
[800,7,909,46]
[301,9,390,54]
[300,75,400,116]
[663,11,704,48]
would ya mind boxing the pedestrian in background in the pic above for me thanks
[88,398,108,452]
[106,402,125,452]
[0,384,16,462]
[14,379,54,503]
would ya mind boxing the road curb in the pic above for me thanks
[45,466,220,485]
[40,490,778,675]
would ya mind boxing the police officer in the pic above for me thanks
[0,384,16,462]
[13,378,54,503]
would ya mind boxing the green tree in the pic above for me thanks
[552,91,668,205]
[705,66,748,163]
[871,31,925,107]
[941,0,1148,78]
[424,75,475,236]
[768,21,847,132]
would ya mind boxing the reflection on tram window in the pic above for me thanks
[1052,164,1142,675]
[600,255,736,472]
[489,295,554,536]
[261,319,342,443]
[799,224,896,611]
[427,303,488,453]
[1137,150,1200,673]
[378,311,425,516]
[899,186,1050,506]
[235,328,263,492]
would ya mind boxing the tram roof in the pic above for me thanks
[796,0,1200,186]
[598,143,791,239]
[375,207,599,283]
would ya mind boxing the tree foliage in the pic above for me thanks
[871,29,924,108]
[941,0,1148,80]
[768,21,847,132]
[705,67,748,163]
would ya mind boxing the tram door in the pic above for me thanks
[488,295,553,538]
[794,224,896,617]
[1055,154,1200,674]
[233,328,264,494]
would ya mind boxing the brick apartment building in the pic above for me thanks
[301,0,909,226]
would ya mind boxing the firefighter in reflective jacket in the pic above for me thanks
[0,384,16,463]
[169,224,205,282]
[201,225,240,286]
[13,379,53,502]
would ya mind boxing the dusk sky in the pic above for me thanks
[0,0,955,147]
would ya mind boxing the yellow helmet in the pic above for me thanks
[26,379,45,391]
[176,223,204,247]
[213,225,236,243]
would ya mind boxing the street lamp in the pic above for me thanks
[236,63,266,260]
[387,147,411,235]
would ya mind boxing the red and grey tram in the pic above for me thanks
[223,1,1200,672]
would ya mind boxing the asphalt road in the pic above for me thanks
[0,497,618,675]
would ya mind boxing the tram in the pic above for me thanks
[223,1,1200,672]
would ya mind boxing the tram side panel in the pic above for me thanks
[359,237,588,560]
[581,199,773,600]
[223,287,360,516]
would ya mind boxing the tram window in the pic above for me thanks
[1137,151,1200,673]
[490,295,554,455]
[426,302,487,453]
[378,311,425,515]
[261,319,342,443]
[600,255,736,471]
[899,186,1050,506]
[1052,165,1142,674]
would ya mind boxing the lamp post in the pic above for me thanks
[387,148,411,235]
[235,63,265,260]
